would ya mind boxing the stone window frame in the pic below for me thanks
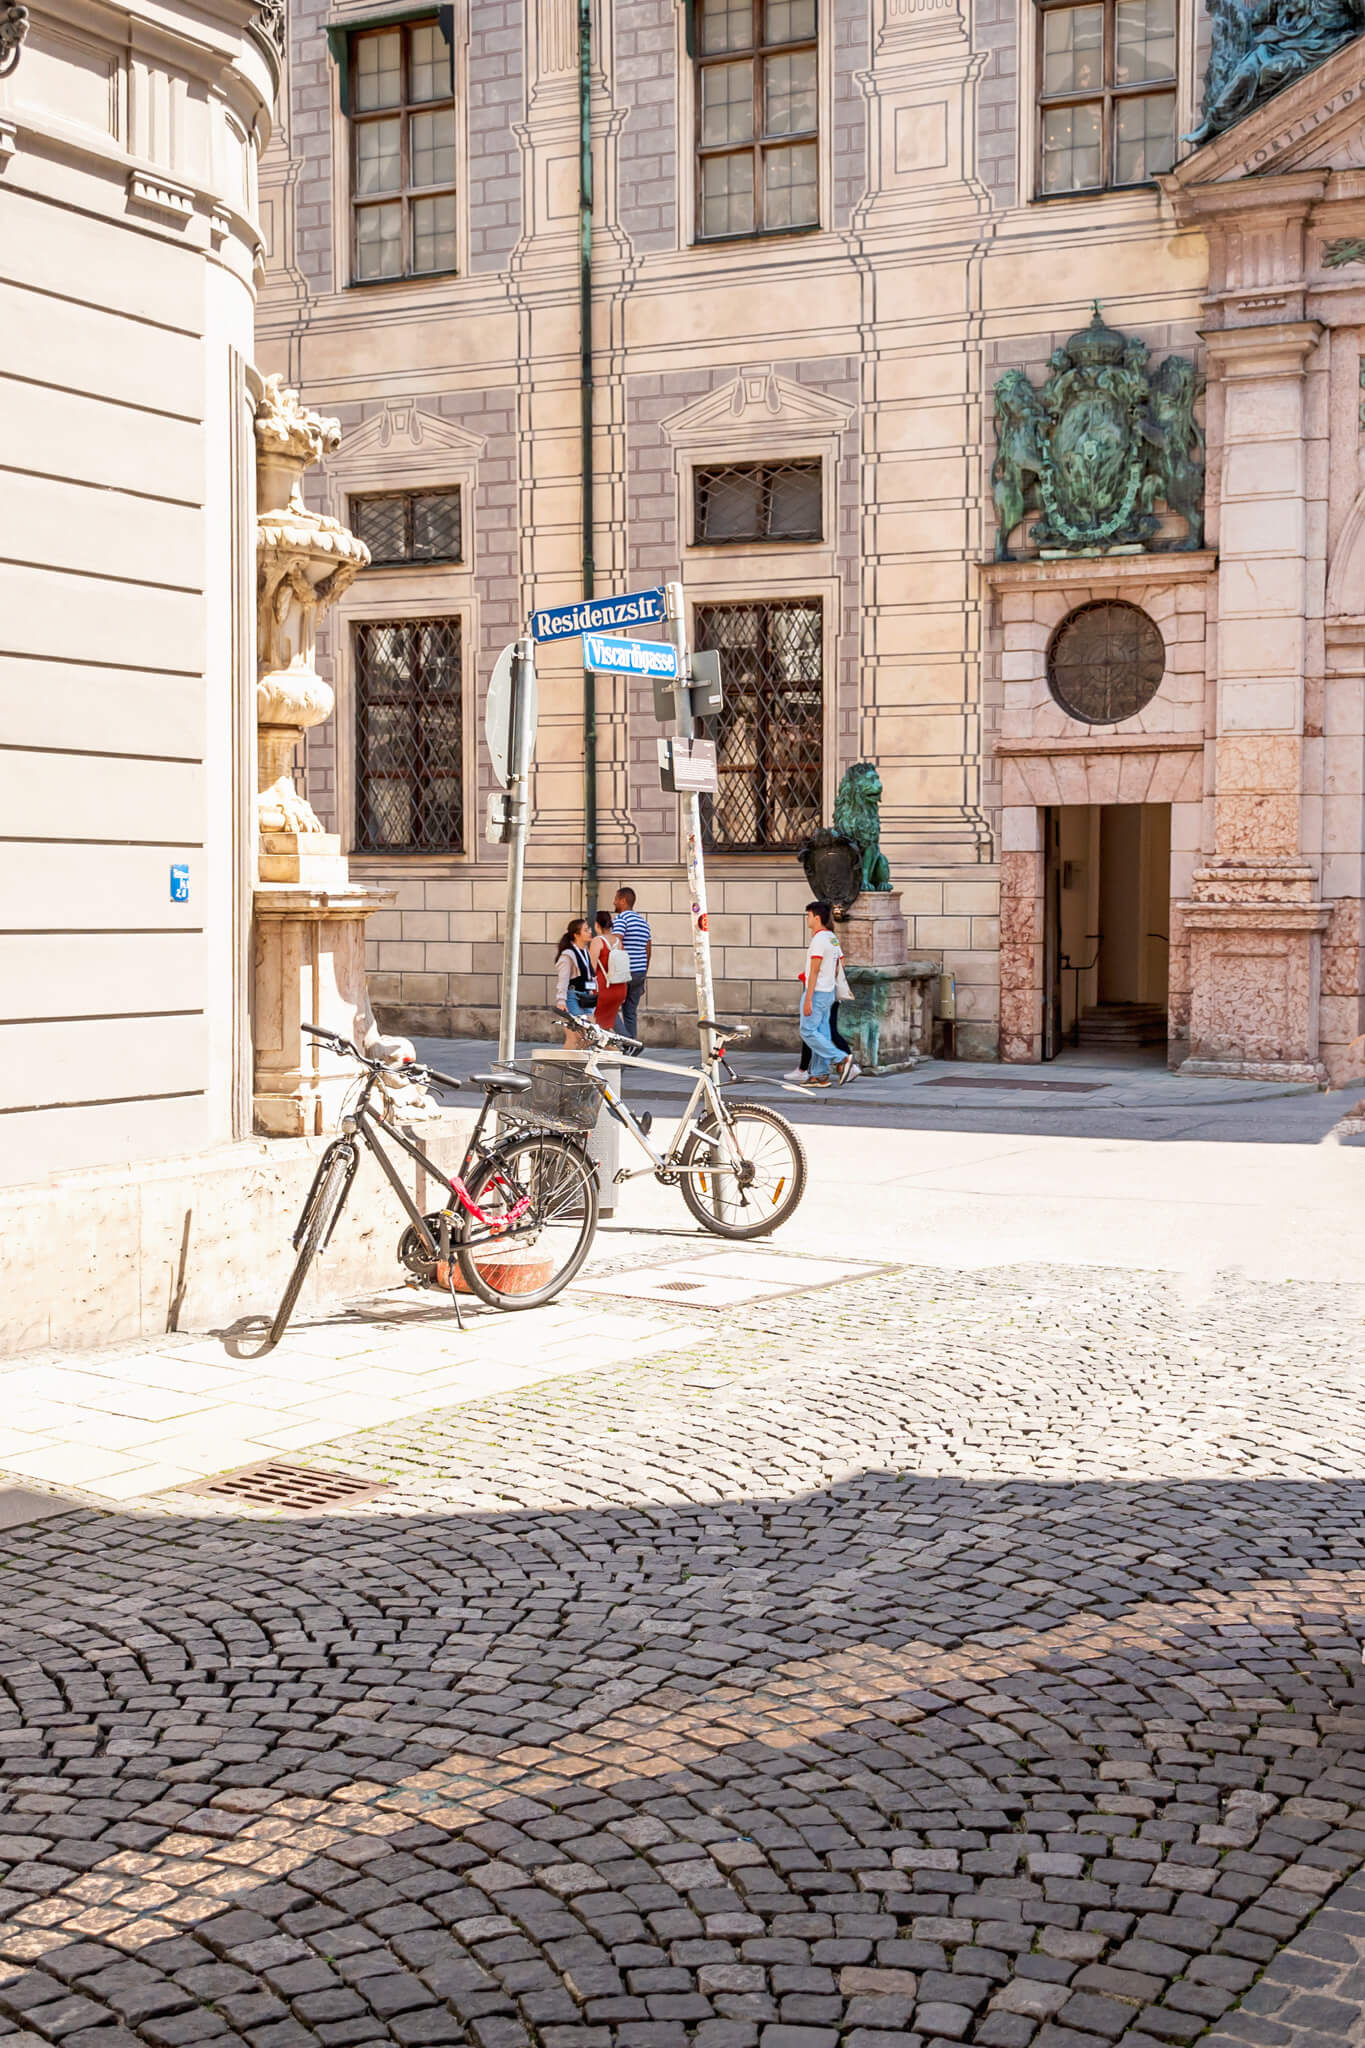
[324,2,470,293]
[352,612,468,856]
[673,3,835,251]
[1015,0,1199,206]
[316,409,483,865]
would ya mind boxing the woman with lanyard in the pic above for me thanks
[554,919,595,1046]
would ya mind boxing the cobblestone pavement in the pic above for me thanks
[3,1261,1365,2048]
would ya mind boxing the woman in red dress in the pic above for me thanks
[591,910,631,1030]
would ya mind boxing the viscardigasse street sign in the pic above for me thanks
[582,631,679,680]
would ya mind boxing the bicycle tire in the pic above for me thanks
[262,1144,355,1352]
[456,1132,598,1309]
[678,1099,807,1240]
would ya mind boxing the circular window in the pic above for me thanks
[1046,601,1165,726]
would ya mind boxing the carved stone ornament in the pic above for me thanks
[991,306,1205,561]
[254,0,286,56]
[1188,0,1365,145]
[0,4,30,77]
[254,376,369,837]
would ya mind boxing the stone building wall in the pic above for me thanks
[0,0,275,1182]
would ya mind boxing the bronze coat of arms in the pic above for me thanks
[991,307,1205,560]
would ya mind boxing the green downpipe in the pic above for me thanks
[579,0,598,909]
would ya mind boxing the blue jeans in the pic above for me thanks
[620,974,646,1044]
[799,988,840,1078]
[565,986,596,1022]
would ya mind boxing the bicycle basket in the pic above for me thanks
[513,1058,600,1133]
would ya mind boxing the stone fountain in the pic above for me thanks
[250,376,422,1135]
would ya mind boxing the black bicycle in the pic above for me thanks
[261,1024,599,1352]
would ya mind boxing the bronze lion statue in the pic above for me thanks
[832,762,891,895]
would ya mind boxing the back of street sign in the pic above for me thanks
[485,641,538,789]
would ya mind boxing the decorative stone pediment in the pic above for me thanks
[660,366,854,450]
[333,399,486,463]
[1166,33,1365,185]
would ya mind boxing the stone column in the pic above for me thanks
[250,376,414,1134]
[1179,322,1330,1080]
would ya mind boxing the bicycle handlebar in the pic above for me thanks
[562,1014,644,1056]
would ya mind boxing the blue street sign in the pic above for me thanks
[170,864,190,902]
[529,587,666,642]
[582,631,679,681]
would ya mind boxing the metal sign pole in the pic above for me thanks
[497,637,535,1065]
[662,581,716,1053]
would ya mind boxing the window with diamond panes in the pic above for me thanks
[351,489,462,567]
[354,618,463,853]
[694,460,822,544]
[350,19,456,282]
[1037,0,1175,195]
[695,0,818,241]
[694,600,822,851]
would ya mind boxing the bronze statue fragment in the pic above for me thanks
[1188,0,1365,145]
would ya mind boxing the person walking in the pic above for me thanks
[590,909,631,1031]
[798,900,842,1087]
[785,994,858,1086]
[553,919,595,1046]
[612,885,651,1044]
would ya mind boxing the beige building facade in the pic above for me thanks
[255,0,1365,1083]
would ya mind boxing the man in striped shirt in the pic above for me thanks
[612,886,651,1046]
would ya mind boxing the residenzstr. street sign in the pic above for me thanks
[582,631,679,680]
[529,588,666,642]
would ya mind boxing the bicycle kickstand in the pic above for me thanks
[438,1209,465,1332]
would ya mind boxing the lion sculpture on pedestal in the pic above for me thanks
[833,762,892,895]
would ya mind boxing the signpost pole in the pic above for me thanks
[662,581,716,1052]
[497,637,535,1065]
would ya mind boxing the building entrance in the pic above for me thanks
[1043,803,1171,1060]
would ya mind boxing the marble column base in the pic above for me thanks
[1177,863,1331,1085]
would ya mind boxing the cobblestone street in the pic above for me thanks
[4,1259,1365,2048]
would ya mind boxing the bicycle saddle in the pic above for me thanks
[472,1069,533,1093]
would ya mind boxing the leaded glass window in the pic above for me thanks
[694,599,823,851]
[354,618,464,853]
[695,0,818,241]
[350,20,457,282]
[351,489,462,567]
[1037,0,1176,195]
[694,460,822,543]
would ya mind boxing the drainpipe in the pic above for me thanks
[578,0,598,909]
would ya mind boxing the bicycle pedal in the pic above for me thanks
[637,1110,653,1136]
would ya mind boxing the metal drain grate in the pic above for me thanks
[657,1280,706,1292]
[183,1462,388,1512]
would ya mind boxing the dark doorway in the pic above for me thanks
[1044,802,1170,1061]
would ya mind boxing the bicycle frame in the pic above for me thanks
[296,1067,530,1263]
[533,1044,744,1183]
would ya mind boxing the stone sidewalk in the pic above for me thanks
[2,1258,1365,2047]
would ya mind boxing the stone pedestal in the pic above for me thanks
[834,892,936,1072]
[1178,861,1330,1083]
[839,891,909,967]
[252,883,397,1135]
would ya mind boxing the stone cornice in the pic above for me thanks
[1160,36,1365,189]
[993,735,1202,756]
[1163,170,1329,227]
[1200,320,1323,371]
[979,551,1216,590]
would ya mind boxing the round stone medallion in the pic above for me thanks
[1046,600,1166,726]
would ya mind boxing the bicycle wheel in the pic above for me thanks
[262,1143,356,1352]
[456,1132,598,1309]
[678,1100,806,1240]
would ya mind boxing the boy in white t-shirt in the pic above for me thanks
[799,900,843,1086]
